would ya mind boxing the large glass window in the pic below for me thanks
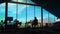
[1,0,57,27]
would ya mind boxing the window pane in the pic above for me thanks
[0,3,5,25]
[27,5,34,22]
[43,9,48,23]
[35,6,41,23]
[18,4,26,23]
[18,4,26,26]
[55,17,57,22]
[49,13,55,23]
[8,3,16,25]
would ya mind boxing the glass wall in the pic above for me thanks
[7,3,58,26]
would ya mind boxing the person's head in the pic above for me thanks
[34,17,37,19]
[1,20,3,22]
[14,19,17,22]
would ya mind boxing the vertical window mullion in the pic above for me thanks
[16,0,18,19]
[41,7,43,27]
[34,5,35,17]
[48,12,49,23]
[25,0,27,27]
[5,0,8,30]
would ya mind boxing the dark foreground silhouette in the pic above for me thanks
[0,24,60,34]
[0,18,60,34]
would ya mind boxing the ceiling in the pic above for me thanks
[0,0,11,4]
[31,0,60,18]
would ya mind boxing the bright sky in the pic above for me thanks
[0,0,57,24]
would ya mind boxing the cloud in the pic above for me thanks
[8,3,29,15]
[0,3,5,12]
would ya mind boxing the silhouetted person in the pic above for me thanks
[19,22,22,26]
[1,20,3,22]
[14,19,19,30]
[1,20,4,25]
[0,20,4,30]
[45,23,49,28]
[32,17,38,28]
